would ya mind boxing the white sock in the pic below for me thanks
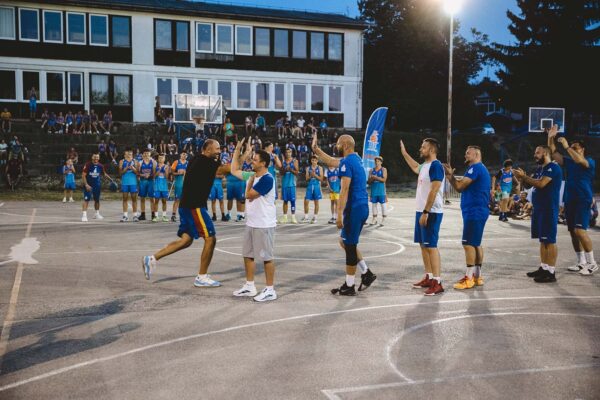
[246,280,255,286]
[123,212,128,217]
[82,211,87,216]
[434,276,441,283]
[161,211,166,217]
[585,251,596,265]
[426,272,433,279]
[266,285,274,291]
[541,263,549,270]
[346,274,355,287]
[577,251,586,264]
[95,210,100,216]
[198,274,207,279]
[466,266,474,278]
[150,255,156,262]
[381,203,387,216]
[547,265,555,274]
[357,259,368,274]
[372,203,378,216]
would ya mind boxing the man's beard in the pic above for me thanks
[464,158,470,165]
[535,157,544,165]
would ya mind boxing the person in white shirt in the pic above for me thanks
[230,139,278,302]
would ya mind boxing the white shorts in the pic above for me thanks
[242,226,275,262]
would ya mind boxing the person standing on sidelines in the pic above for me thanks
[209,164,226,222]
[119,149,140,222]
[280,148,299,224]
[312,133,376,295]
[326,165,341,224]
[63,159,76,203]
[224,150,246,222]
[153,154,171,222]
[548,126,597,275]
[491,159,518,222]
[138,149,156,221]
[170,151,188,222]
[302,155,323,223]
[81,153,112,222]
[143,139,230,287]
[368,156,388,225]
[443,146,491,290]
[514,146,563,283]
[401,139,446,295]
[230,139,278,302]
[264,141,282,201]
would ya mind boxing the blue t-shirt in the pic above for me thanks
[84,162,104,187]
[63,166,75,185]
[339,153,368,211]
[461,162,491,220]
[370,168,386,197]
[564,157,595,204]
[532,162,563,211]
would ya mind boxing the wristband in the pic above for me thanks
[423,210,429,214]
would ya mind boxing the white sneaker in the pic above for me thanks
[69,198,74,203]
[194,275,221,287]
[370,217,377,225]
[94,213,104,220]
[291,216,298,224]
[120,216,128,222]
[579,263,598,276]
[568,263,586,272]
[301,216,310,223]
[233,283,257,297]
[380,216,386,226]
[311,216,317,224]
[81,214,88,222]
[62,197,67,203]
[278,215,288,224]
[253,288,277,302]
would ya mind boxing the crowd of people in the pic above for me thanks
[1,135,29,190]
[40,109,114,135]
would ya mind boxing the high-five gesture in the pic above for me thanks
[547,124,559,139]
[311,131,318,150]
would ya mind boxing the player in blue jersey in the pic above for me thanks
[492,159,519,222]
[444,146,491,290]
[264,141,282,201]
[312,133,377,295]
[302,155,323,223]
[514,145,563,283]
[62,158,76,203]
[138,149,156,221]
[171,151,188,222]
[81,153,112,222]
[280,148,299,224]
[326,166,341,224]
[548,126,597,275]
[368,156,388,225]
[119,149,139,222]
[209,157,226,222]
[153,154,171,222]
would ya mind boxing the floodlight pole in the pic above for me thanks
[446,14,454,165]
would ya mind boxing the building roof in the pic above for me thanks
[17,0,366,30]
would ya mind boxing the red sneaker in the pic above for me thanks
[424,280,444,296]
[412,275,432,289]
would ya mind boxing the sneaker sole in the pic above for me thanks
[424,290,444,296]
[194,283,221,288]
[233,290,257,297]
[253,295,277,302]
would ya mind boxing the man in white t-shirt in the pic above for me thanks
[230,139,278,302]
[400,138,446,296]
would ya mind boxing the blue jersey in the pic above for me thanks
[532,162,563,211]
[242,161,253,172]
[173,160,188,186]
[370,168,386,197]
[498,169,514,192]
[140,160,154,180]
[268,154,277,179]
[461,162,491,220]
[121,159,138,185]
[327,168,341,193]
[564,157,595,204]
[63,165,75,185]
[282,159,297,188]
[307,165,321,183]
[84,162,104,187]
[339,153,368,210]
[154,164,168,191]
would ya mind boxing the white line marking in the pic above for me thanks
[0,295,599,392]
[0,208,36,374]
[0,203,4,208]
[0,238,40,266]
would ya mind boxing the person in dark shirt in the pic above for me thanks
[6,154,23,190]
[142,139,231,287]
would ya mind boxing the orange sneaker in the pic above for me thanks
[473,275,484,286]
[424,280,444,296]
[453,276,475,290]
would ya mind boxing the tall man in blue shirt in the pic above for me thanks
[514,145,563,283]
[312,133,376,295]
[444,146,491,290]
[548,125,597,275]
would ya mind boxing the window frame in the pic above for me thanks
[154,19,172,51]
[0,6,16,40]
[274,83,285,110]
[328,33,343,61]
[292,30,307,59]
[310,32,325,60]
[42,9,63,43]
[21,70,40,102]
[254,27,270,56]
[328,85,343,113]
[45,71,66,104]
[273,29,288,58]
[67,72,83,104]
[236,81,251,110]
[66,12,86,45]
[113,75,131,106]
[195,22,213,53]
[0,70,17,101]
[175,21,189,52]
[89,13,109,47]
[292,84,307,111]
[215,23,233,55]
[235,25,253,56]
[310,85,324,111]
[156,77,174,107]
[90,73,110,105]
[177,78,193,95]
[111,15,131,48]
[217,80,232,109]
[18,8,39,42]
[197,79,209,95]
[255,82,270,110]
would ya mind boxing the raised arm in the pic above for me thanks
[229,139,247,180]
[400,140,420,175]
[557,136,590,168]
[311,132,340,168]
[547,125,563,165]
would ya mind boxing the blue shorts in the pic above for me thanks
[121,184,138,193]
[305,184,322,201]
[414,212,443,248]
[64,182,76,190]
[565,200,591,231]
[371,195,386,204]
[462,218,488,247]
[29,99,36,111]
[227,181,245,201]
[154,190,169,199]
[174,184,183,200]
[177,207,215,240]
[209,183,224,201]
[83,185,101,202]
[282,186,296,202]
[532,209,558,244]
[139,179,154,197]
[341,204,369,245]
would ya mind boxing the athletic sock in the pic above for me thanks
[465,265,475,278]
[161,211,166,217]
[434,276,441,283]
[357,259,368,274]
[426,272,433,279]
[474,264,481,277]
[345,275,355,287]
[541,263,549,271]
[246,280,255,286]
[266,286,274,291]
[577,251,586,265]
[585,251,596,265]
[198,274,207,280]
[82,211,87,217]
[547,265,555,274]
[95,210,100,216]
[123,212,128,217]
[372,203,378,216]
[382,203,387,216]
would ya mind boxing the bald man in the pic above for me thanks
[312,133,376,295]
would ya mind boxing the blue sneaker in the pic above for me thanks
[142,256,156,280]
[224,214,231,222]
[236,214,244,222]
[194,275,221,287]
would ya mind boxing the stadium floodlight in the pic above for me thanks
[443,0,464,15]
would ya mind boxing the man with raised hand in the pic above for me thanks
[548,125,597,275]
[311,132,376,295]
[401,138,446,296]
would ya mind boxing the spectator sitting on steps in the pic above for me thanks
[102,111,113,135]
[1,107,12,134]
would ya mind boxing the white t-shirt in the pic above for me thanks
[243,172,276,228]
[297,118,305,128]
[416,160,445,213]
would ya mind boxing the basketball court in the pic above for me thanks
[0,199,599,399]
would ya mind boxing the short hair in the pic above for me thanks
[143,148,151,153]
[375,156,383,163]
[537,145,552,157]
[124,148,133,153]
[263,141,273,148]
[423,138,440,154]
[202,139,217,151]
[310,155,318,161]
[255,149,271,168]
[467,145,481,151]
[503,159,513,168]
[572,140,585,150]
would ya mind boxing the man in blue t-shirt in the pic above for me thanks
[81,153,112,222]
[312,133,376,296]
[548,126,597,275]
[444,146,491,290]
[514,145,563,283]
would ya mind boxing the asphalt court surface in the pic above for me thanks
[0,199,599,399]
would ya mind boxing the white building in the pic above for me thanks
[0,0,365,128]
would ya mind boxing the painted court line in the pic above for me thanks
[0,295,599,393]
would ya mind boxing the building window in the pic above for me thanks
[255,28,269,56]
[114,76,130,105]
[328,33,342,61]
[197,80,209,95]
[217,81,231,108]
[256,83,269,109]
[67,12,85,44]
[155,20,171,50]
[235,25,252,55]
[329,86,341,112]
[293,84,306,111]
[216,24,233,54]
[89,14,108,46]
[43,10,62,43]
[0,70,16,100]
[178,79,192,94]
[19,9,39,42]
[237,82,250,109]
[22,71,39,101]
[274,83,285,110]
[176,21,189,51]
[68,72,83,103]
[112,16,130,47]
[311,85,324,111]
[196,23,212,53]
[292,31,307,59]
[46,72,64,102]
[0,7,15,40]
[310,32,324,60]
[274,29,288,57]
[157,78,172,106]
[91,74,109,104]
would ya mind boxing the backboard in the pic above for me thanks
[528,107,565,133]
[173,94,223,124]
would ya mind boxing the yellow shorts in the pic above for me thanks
[329,193,340,200]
